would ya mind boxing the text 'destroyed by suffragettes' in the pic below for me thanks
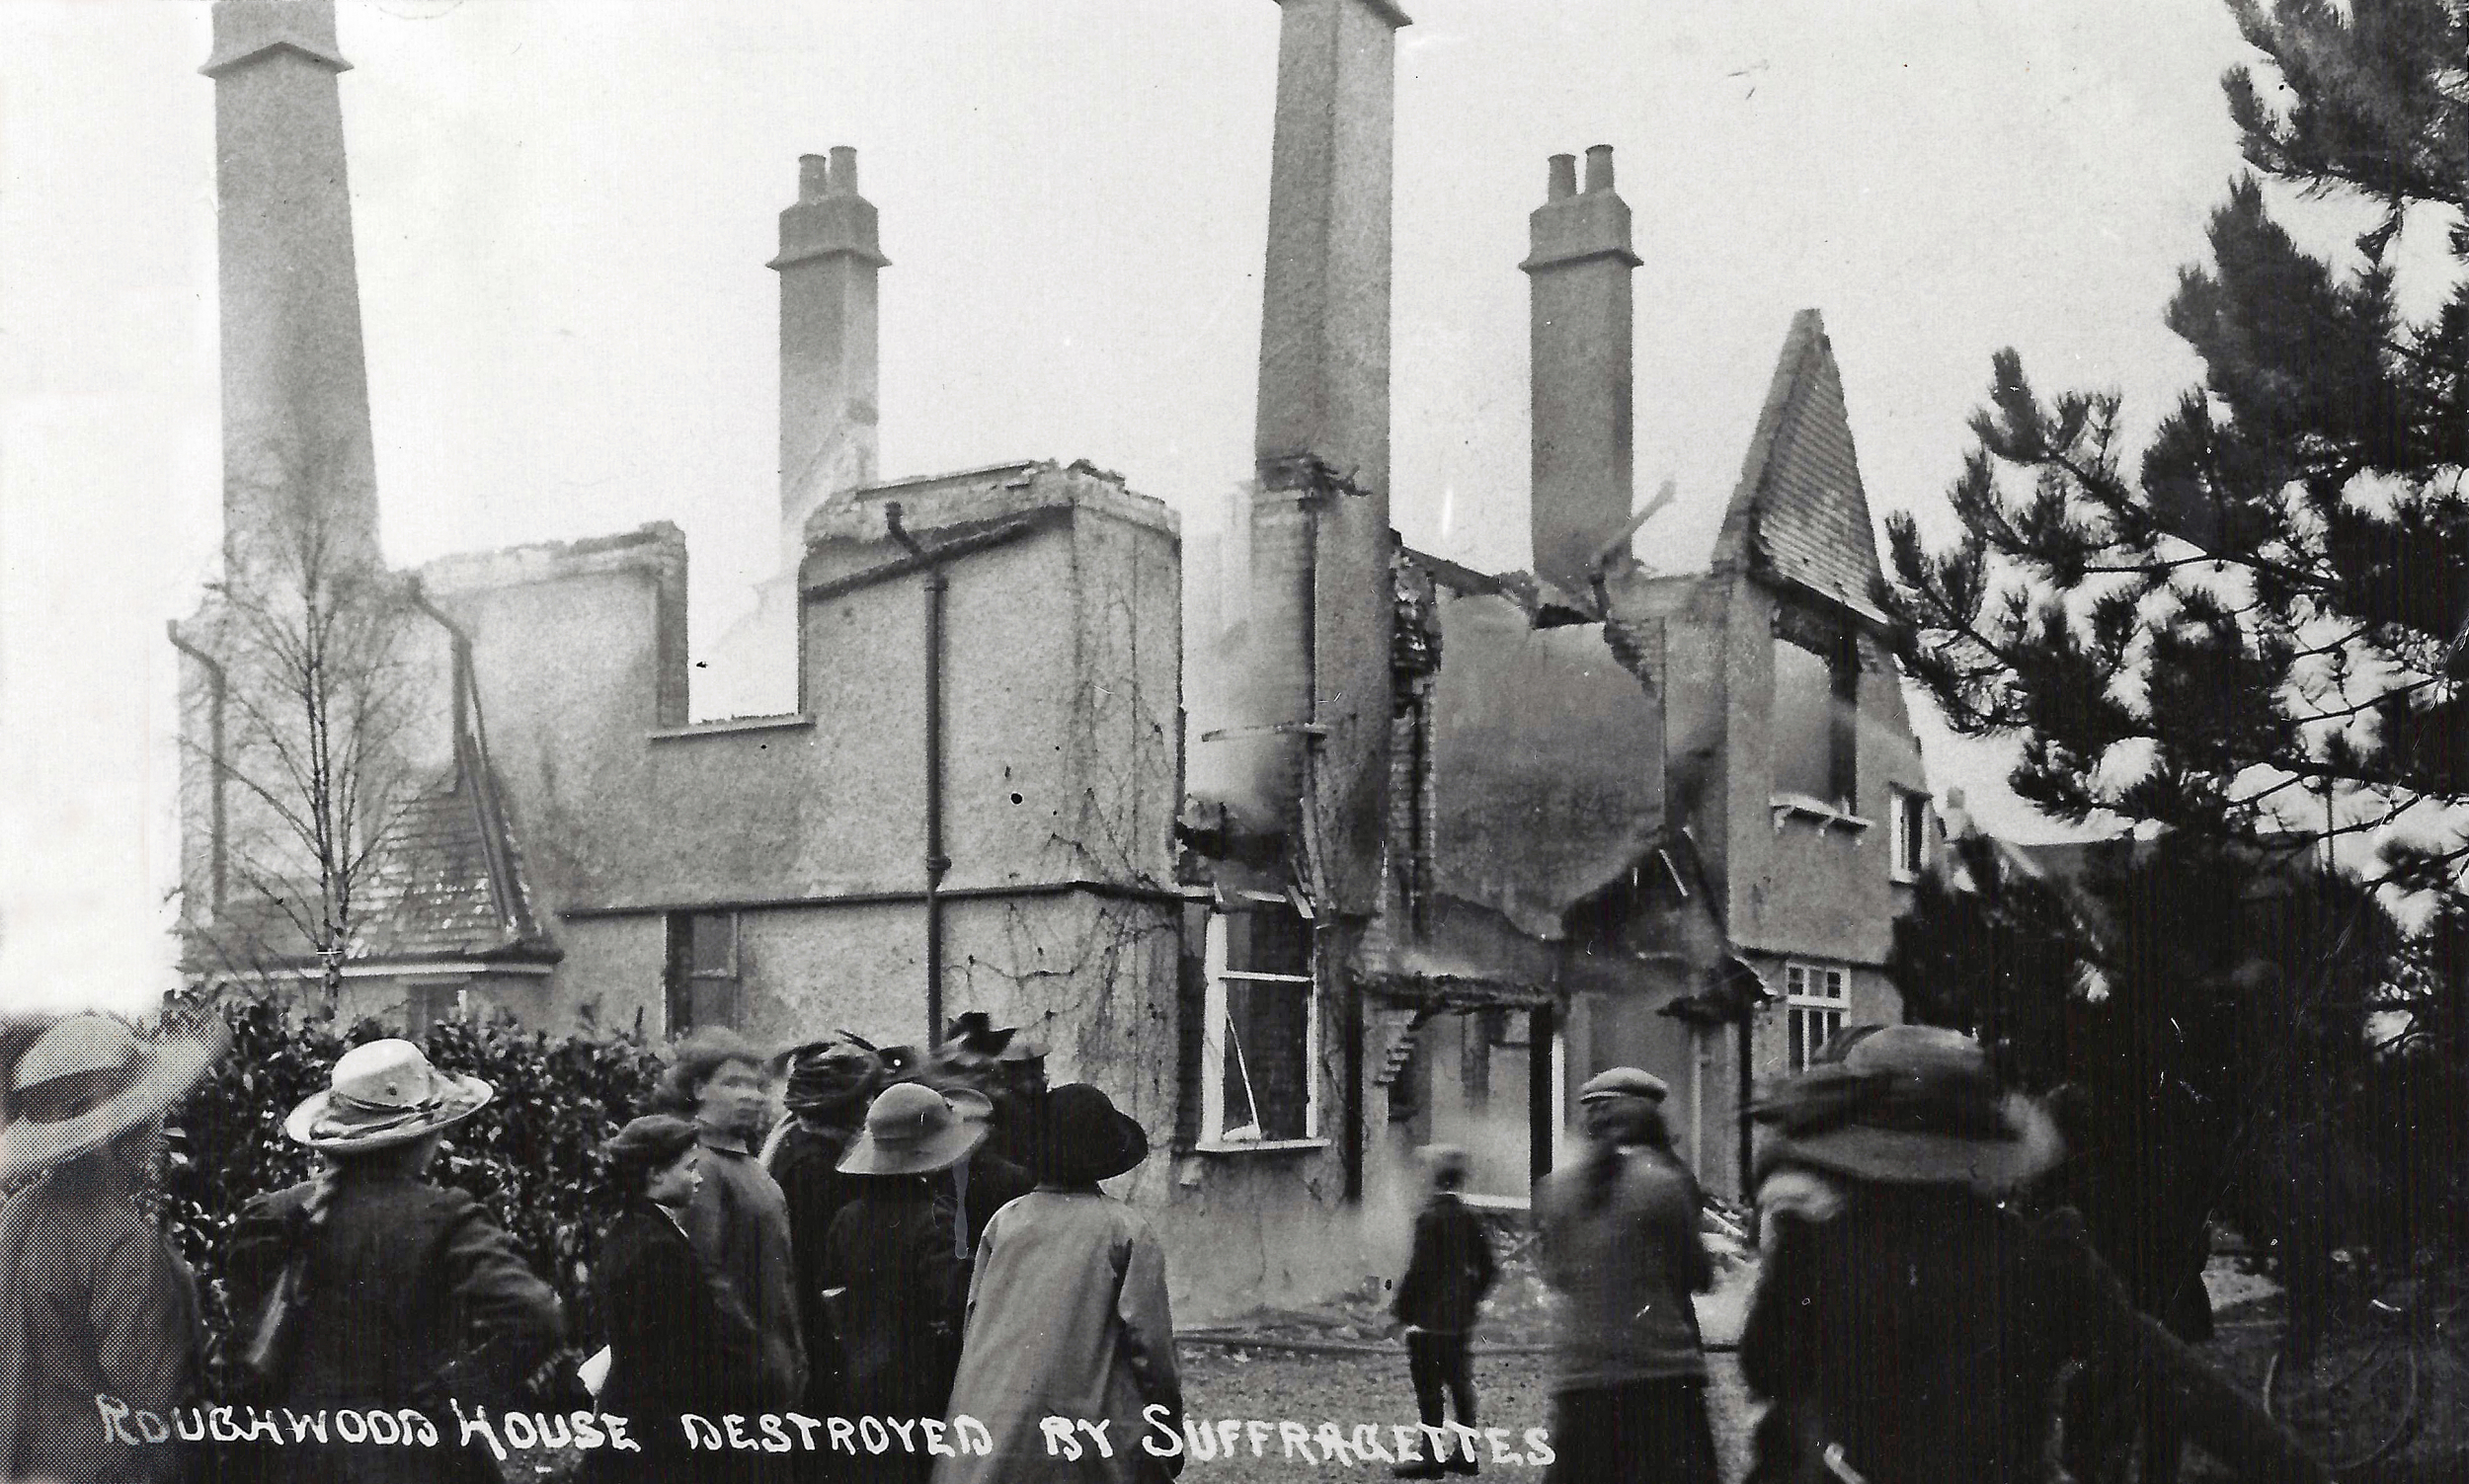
[92,1396,1558,1468]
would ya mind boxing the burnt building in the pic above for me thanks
[173,0,1933,1314]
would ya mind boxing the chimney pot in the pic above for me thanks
[828,145,859,196]
[1547,153,1577,202]
[1584,144,1615,193]
[798,153,831,203]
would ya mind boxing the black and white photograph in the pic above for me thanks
[2,2,2465,1480]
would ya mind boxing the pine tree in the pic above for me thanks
[1885,0,2469,896]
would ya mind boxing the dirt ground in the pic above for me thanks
[1176,1244,2468,1483]
[1177,1347,1755,1481]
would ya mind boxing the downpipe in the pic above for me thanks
[886,503,950,1043]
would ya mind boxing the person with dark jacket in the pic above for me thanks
[1531,1068,1715,1484]
[1390,1145,1494,1479]
[655,1029,806,1412]
[935,1015,1048,1171]
[764,1037,884,1441]
[225,1039,565,1484]
[928,1081,1037,1255]
[0,1013,222,1484]
[587,1115,765,1484]
[1742,1024,2326,1484]
[825,1084,983,1481]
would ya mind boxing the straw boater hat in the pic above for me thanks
[1750,1023,2062,1197]
[283,1039,494,1153]
[1028,1083,1149,1186]
[0,1014,227,1186]
[836,1083,987,1177]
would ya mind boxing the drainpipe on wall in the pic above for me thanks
[1528,1001,1555,1182]
[166,622,229,916]
[886,502,950,1043]
[1737,1012,1756,1196]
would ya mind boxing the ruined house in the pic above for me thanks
[173,0,1932,1314]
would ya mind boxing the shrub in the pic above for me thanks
[159,992,669,1368]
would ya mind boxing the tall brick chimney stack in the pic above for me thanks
[1244,0,1407,916]
[1522,143,1640,595]
[771,146,886,562]
[202,0,381,578]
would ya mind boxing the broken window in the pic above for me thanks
[1785,961,1850,1073]
[1772,615,1859,810]
[1201,901,1316,1145]
[665,910,744,1034]
[1891,788,1931,882]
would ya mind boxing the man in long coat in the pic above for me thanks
[0,1013,222,1484]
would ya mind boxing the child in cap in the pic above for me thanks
[1390,1144,1495,1477]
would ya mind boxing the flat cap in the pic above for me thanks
[1578,1066,1669,1104]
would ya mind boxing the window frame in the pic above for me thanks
[1197,901,1325,1153]
[1784,960,1851,1074]
[1889,788,1931,883]
[1771,606,1861,813]
[666,910,746,1034]
[406,982,469,1037]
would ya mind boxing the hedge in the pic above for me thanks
[157,992,670,1374]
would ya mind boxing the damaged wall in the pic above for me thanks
[424,463,1183,1065]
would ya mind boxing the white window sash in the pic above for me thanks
[1201,916,1317,1145]
[1784,960,1850,1006]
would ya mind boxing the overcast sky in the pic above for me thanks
[1,1,2412,1015]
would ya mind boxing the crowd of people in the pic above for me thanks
[0,1010,1181,1484]
[0,1004,2340,1484]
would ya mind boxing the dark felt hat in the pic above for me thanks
[1028,1082,1149,1185]
[777,1038,883,1117]
[943,1012,1049,1063]
[1751,1023,2062,1196]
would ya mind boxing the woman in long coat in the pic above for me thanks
[823,1084,984,1482]
[932,1084,1181,1484]
[588,1115,767,1484]
[0,1013,221,1484]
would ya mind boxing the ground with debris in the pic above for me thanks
[1174,1208,1758,1478]
[1177,1224,2466,1482]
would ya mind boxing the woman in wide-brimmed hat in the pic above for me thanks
[1740,1024,2069,1484]
[933,1084,1182,1484]
[1739,1024,2324,1484]
[0,1011,224,1484]
[223,1038,564,1484]
[822,1083,987,1481]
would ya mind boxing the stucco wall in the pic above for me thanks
[552,914,668,1035]
[441,470,1176,921]
[1732,612,1931,967]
